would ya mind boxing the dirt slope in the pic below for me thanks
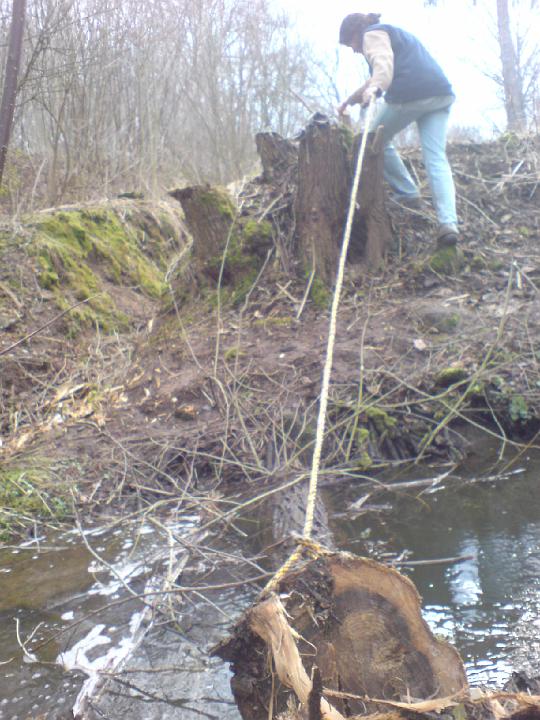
[0,134,539,539]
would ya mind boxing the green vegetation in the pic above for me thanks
[338,123,355,154]
[470,255,487,271]
[309,276,331,308]
[31,207,170,332]
[198,187,235,220]
[254,316,294,328]
[509,394,529,423]
[224,346,246,362]
[354,427,373,470]
[435,366,469,387]
[366,406,397,433]
[242,218,273,251]
[204,215,273,308]
[0,462,70,541]
[429,246,464,275]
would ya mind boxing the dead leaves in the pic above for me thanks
[0,382,129,458]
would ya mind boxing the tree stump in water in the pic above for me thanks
[294,118,391,285]
[214,553,467,720]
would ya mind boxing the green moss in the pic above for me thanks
[429,246,464,275]
[30,207,169,332]
[254,316,294,329]
[204,216,265,307]
[198,187,235,220]
[242,219,272,243]
[509,395,529,423]
[366,407,397,433]
[224,346,246,362]
[470,255,487,271]
[0,462,70,541]
[465,381,485,399]
[38,262,59,289]
[435,366,469,387]
[241,218,273,258]
[310,276,331,308]
[488,258,505,272]
[339,123,355,154]
[354,427,373,469]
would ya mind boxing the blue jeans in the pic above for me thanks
[371,95,457,228]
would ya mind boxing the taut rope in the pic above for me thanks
[264,99,378,593]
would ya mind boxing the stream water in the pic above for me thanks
[335,437,540,687]
[0,437,539,718]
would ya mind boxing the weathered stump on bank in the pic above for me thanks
[168,185,235,285]
[294,120,391,284]
[214,553,467,720]
[352,129,393,269]
[168,184,273,303]
[294,121,352,285]
[255,132,298,184]
[169,118,392,301]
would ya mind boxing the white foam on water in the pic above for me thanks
[57,624,112,672]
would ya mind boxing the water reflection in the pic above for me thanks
[336,445,540,686]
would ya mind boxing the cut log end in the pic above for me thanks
[214,553,467,720]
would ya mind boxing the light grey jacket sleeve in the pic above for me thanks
[362,30,394,92]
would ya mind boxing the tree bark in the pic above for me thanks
[169,184,235,285]
[294,121,352,285]
[352,127,393,268]
[0,0,27,186]
[294,120,391,285]
[214,554,467,720]
[496,0,527,133]
[255,132,298,183]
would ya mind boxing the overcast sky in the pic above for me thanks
[274,0,534,134]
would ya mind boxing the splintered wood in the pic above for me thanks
[215,553,468,720]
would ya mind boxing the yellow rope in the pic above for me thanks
[263,99,378,594]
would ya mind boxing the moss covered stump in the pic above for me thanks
[169,185,268,305]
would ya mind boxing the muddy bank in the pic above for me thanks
[0,132,538,547]
[0,130,539,715]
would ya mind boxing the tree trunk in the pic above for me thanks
[169,185,236,288]
[294,121,351,285]
[496,0,527,133]
[353,127,393,268]
[255,132,298,183]
[214,554,467,720]
[294,119,390,285]
[0,0,27,186]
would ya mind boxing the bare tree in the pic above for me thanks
[426,0,539,133]
[495,0,527,130]
[0,0,326,210]
[0,0,26,185]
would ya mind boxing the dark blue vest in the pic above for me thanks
[365,24,453,103]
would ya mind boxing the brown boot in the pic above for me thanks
[437,224,458,248]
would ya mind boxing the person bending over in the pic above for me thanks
[338,12,458,248]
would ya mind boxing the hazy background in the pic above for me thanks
[278,0,537,133]
[0,0,537,211]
